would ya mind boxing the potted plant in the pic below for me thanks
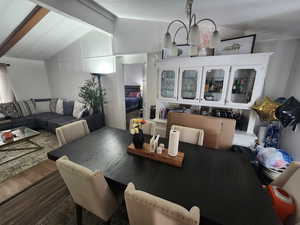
[130,119,146,149]
[79,77,106,115]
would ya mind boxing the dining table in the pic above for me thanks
[48,127,281,225]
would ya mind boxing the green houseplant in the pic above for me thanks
[79,77,105,114]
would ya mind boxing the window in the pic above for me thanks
[0,65,14,103]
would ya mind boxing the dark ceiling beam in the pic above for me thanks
[0,6,49,57]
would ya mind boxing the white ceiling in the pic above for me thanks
[0,0,94,60]
[95,0,300,39]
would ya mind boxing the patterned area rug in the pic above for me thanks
[0,130,58,183]
[36,195,129,225]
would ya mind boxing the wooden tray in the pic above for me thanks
[127,143,184,168]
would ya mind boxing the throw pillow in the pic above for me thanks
[25,100,36,115]
[35,100,50,113]
[49,98,58,113]
[73,101,85,119]
[0,102,20,118]
[17,101,31,117]
[0,112,5,120]
[56,99,64,115]
[63,100,74,116]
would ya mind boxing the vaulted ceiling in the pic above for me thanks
[0,0,94,60]
[95,0,300,39]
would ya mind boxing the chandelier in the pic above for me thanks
[163,0,220,55]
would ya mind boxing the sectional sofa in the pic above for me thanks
[0,99,104,133]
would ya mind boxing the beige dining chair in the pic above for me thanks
[56,120,90,147]
[171,125,204,146]
[56,156,118,225]
[129,118,155,135]
[125,182,200,225]
[271,161,300,225]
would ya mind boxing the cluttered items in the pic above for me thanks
[128,129,184,168]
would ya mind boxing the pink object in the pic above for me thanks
[128,92,140,97]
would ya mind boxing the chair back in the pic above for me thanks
[56,120,90,146]
[171,125,204,146]
[272,162,300,225]
[56,156,118,221]
[125,183,200,225]
[167,112,236,150]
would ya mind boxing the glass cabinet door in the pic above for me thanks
[179,68,201,102]
[160,69,178,99]
[230,68,257,104]
[201,66,230,104]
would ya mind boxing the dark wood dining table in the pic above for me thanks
[48,127,281,225]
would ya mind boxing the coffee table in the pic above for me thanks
[0,127,42,152]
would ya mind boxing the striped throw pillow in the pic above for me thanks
[17,101,31,117]
[25,100,36,114]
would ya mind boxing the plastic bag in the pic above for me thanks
[256,146,287,169]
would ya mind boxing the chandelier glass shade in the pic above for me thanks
[163,0,220,50]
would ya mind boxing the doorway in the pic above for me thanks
[123,63,145,129]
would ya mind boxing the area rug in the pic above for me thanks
[0,130,58,183]
[36,195,129,225]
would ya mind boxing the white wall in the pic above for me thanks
[44,30,127,129]
[1,56,51,100]
[279,40,300,160]
[45,30,113,99]
[124,64,144,86]
[254,39,298,98]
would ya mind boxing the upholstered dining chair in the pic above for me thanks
[56,156,118,225]
[125,182,200,225]
[171,125,204,146]
[56,120,90,147]
[271,161,300,225]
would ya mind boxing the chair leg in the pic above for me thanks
[104,219,111,225]
[76,204,83,225]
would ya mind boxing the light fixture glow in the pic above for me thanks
[210,30,221,48]
[162,0,220,53]
[163,32,172,49]
[189,24,200,46]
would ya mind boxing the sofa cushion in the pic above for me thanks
[34,112,62,129]
[10,116,36,129]
[0,102,20,118]
[0,119,12,131]
[63,100,74,116]
[47,116,78,133]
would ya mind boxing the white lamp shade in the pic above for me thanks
[170,42,178,56]
[85,56,115,74]
[163,32,172,49]
[189,24,200,46]
[210,30,221,48]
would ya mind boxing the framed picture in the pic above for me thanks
[214,34,256,56]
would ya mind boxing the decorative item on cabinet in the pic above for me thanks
[214,34,256,56]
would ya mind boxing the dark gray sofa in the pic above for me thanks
[0,101,105,133]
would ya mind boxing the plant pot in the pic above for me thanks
[132,129,144,149]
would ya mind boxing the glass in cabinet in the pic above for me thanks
[200,66,230,105]
[159,67,178,100]
[178,67,202,103]
[228,67,259,106]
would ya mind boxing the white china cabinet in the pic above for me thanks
[158,53,272,109]
[155,53,273,146]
